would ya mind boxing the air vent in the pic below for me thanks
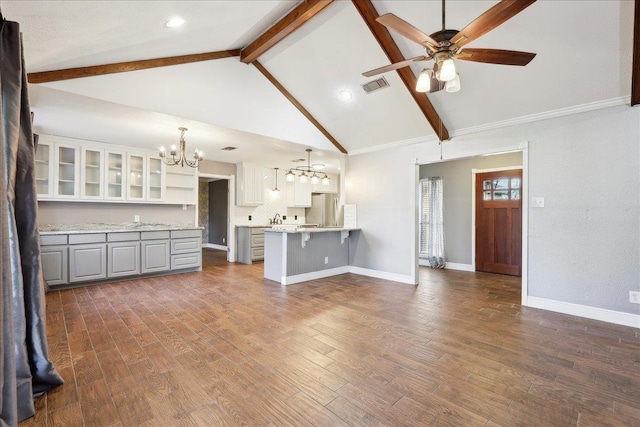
[221,146,237,151]
[361,76,390,94]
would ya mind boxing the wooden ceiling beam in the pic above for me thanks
[632,0,639,106]
[351,0,450,141]
[27,49,241,84]
[241,0,334,64]
[253,60,347,154]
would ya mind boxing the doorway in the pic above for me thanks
[475,169,523,276]
[416,147,528,304]
[198,173,235,262]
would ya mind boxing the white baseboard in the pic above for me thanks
[348,266,416,285]
[282,266,351,286]
[527,296,640,329]
[203,243,227,251]
[445,262,474,272]
[418,259,474,272]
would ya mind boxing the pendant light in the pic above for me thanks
[285,149,330,186]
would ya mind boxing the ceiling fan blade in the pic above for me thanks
[455,48,536,66]
[376,14,438,51]
[362,55,428,78]
[450,0,536,49]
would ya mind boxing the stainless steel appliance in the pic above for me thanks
[305,194,341,227]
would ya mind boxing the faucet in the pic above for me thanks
[270,213,282,225]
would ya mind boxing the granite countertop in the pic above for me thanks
[264,227,359,233]
[39,223,203,235]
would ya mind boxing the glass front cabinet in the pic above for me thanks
[34,136,192,205]
[127,153,146,201]
[54,143,80,199]
[81,147,104,199]
[105,151,126,201]
[147,155,165,202]
[35,141,53,198]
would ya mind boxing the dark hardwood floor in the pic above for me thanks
[19,259,639,426]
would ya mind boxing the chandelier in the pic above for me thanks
[285,149,330,186]
[159,127,203,168]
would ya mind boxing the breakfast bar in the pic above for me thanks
[264,226,359,285]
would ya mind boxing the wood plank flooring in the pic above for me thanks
[19,260,640,426]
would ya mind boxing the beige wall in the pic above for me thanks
[198,160,236,176]
[37,201,195,225]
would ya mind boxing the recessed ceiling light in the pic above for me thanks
[165,17,185,28]
[339,90,352,100]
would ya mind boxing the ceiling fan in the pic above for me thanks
[363,0,537,93]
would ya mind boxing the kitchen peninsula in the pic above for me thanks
[264,226,359,285]
[39,223,202,288]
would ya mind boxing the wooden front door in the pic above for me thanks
[475,170,522,276]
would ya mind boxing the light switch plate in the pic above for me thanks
[532,197,545,208]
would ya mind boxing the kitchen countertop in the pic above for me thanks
[236,225,273,228]
[265,227,359,233]
[39,223,202,235]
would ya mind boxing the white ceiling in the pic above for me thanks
[3,1,635,171]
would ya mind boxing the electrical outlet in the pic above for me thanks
[134,215,140,223]
[248,215,252,221]
[282,215,287,220]
[324,257,329,264]
[630,291,640,304]
[532,197,545,208]
[295,215,298,220]
[222,238,225,244]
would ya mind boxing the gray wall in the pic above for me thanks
[419,152,522,265]
[208,180,228,245]
[37,201,195,225]
[346,105,639,315]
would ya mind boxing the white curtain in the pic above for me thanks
[419,177,445,268]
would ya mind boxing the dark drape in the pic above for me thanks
[0,17,63,426]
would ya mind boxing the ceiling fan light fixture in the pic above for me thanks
[438,58,456,82]
[415,69,432,92]
[445,73,461,93]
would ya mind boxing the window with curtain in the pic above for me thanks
[419,177,445,268]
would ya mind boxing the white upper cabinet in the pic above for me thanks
[104,150,126,201]
[33,134,196,205]
[54,143,80,199]
[311,173,339,194]
[81,147,104,199]
[127,153,146,201]
[35,140,53,198]
[287,179,312,207]
[146,155,165,202]
[236,163,265,206]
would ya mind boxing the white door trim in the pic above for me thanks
[197,173,236,263]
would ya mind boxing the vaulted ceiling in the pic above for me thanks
[3,1,637,172]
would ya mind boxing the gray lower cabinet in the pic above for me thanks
[41,228,201,286]
[141,240,171,274]
[69,243,107,283]
[237,227,266,264]
[108,241,140,278]
[170,229,202,270]
[41,245,68,286]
